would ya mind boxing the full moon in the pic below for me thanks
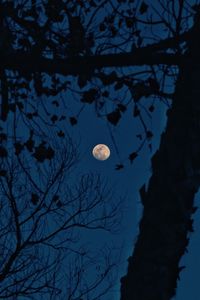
[92,144,110,161]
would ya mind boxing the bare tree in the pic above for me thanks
[0,79,122,298]
[1,0,200,299]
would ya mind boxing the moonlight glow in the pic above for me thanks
[92,144,110,161]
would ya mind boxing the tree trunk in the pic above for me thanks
[120,17,200,300]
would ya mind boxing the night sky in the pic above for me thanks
[69,93,200,299]
[1,0,200,299]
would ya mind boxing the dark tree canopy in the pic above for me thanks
[0,0,197,162]
[1,0,200,299]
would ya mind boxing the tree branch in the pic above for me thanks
[0,51,182,77]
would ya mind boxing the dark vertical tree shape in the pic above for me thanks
[0,70,9,121]
[121,14,200,300]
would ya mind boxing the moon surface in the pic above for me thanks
[92,144,110,161]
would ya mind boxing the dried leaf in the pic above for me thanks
[69,117,78,126]
[129,151,138,163]
[115,164,124,170]
[146,130,153,139]
[0,169,7,177]
[148,78,159,91]
[0,146,8,158]
[14,142,24,155]
[107,109,121,126]
[52,195,59,202]
[26,113,33,119]
[133,105,140,117]
[31,193,39,205]
[114,81,124,90]
[51,115,58,123]
[125,17,134,28]
[99,71,118,85]
[57,130,65,138]
[140,1,148,14]
[102,91,109,97]
[52,100,59,107]
[0,133,7,142]
[33,143,54,162]
[25,138,34,152]
[149,104,155,112]
[132,82,147,101]
[81,88,98,104]
[136,134,142,140]
[46,147,55,160]
[117,103,127,112]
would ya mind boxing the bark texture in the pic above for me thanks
[120,17,200,300]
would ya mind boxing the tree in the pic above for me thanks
[0,0,200,299]
[0,123,121,298]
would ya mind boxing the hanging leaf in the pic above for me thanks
[33,143,54,162]
[16,102,24,110]
[110,25,117,37]
[0,146,8,158]
[139,2,148,14]
[129,152,138,163]
[52,100,59,107]
[0,133,7,142]
[26,113,33,119]
[31,193,39,205]
[51,114,58,123]
[78,75,88,88]
[52,195,59,202]
[114,81,124,90]
[69,117,78,126]
[133,105,140,117]
[107,109,121,126]
[25,138,35,152]
[14,142,24,155]
[81,88,98,104]
[46,147,55,160]
[132,82,147,101]
[33,144,46,162]
[149,104,155,112]
[125,17,134,28]
[102,91,109,97]
[117,103,127,112]
[33,111,38,117]
[57,130,65,138]
[99,71,118,85]
[136,134,142,140]
[115,164,124,170]
[0,169,7,177]
[148,78,160,91]
[146,130,153,139]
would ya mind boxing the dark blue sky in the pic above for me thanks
[70,89,200,299]
[41,0,200,298]
[67,92,178,298]
[2,0,200,298]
